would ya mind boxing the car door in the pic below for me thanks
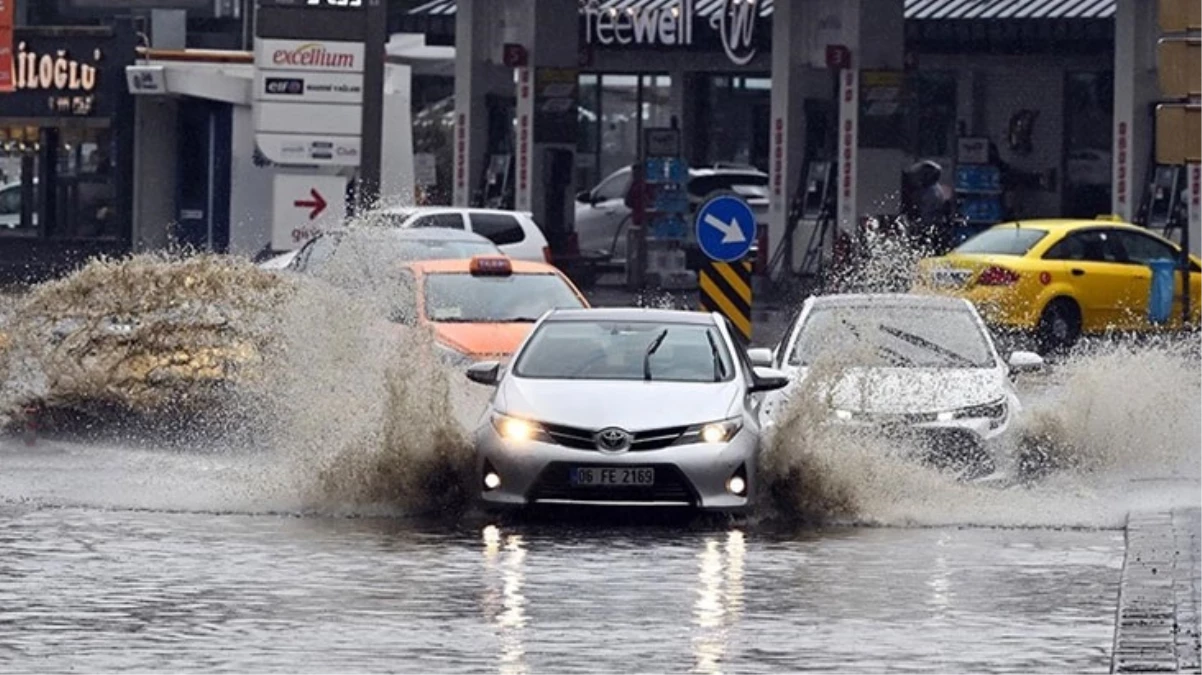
[1041,228,1135,332]
[1112,228,1199,330]
[575,168,632,258]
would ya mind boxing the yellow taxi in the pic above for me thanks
[403,255,590,364]
[914,218,1201,351]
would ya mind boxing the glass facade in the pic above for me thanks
[575,73,671,192]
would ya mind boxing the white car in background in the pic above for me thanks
[574,165,770,265]
[370,206,551,263]
[753,293,1045,479]
[0,180,36,231]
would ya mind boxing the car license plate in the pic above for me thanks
[931,267,971,288]
[571,467,654,487]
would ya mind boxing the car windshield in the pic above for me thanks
[787,305,997,369]
[423,273,585,323]
[954,227,1048,255]
[513,320,736,382]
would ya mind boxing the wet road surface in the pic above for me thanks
[0,468,1124,674]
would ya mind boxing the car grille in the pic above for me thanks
[527,462,697,504]
[541,422,690,452]
[847,410,939,425]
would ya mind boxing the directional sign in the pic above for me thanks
[271,173,347,250]
[695,194,757,262]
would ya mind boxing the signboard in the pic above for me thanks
[1,28,131,118]
[533,67,578,145]
[580,0,762,66]
[126,65,166,94]
[837,68,859,231]
[1158,38,1201,100]
[644,128,680,158]
[1155,104,1202,165]
[271,173,347,250]
[0,0,13,93]
[859,70,903,149]
[695,194,757,263]
[515,67,532,211]
[1160,0,1201,33]
[253,6,368,168]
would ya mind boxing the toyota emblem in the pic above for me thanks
[595,427,632,453]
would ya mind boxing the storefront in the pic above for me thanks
[0,22,138,282]
[400,0,1116,223]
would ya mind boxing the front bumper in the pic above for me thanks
[474,424,758,513]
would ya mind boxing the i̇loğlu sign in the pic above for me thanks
[581,0,760,66]
[1,29,130,118]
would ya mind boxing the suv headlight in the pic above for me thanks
[490,413,551,443]
[678,416,744,444]
[936,399,1007,422]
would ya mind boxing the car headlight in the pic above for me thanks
[490,413,550,443]
[832,409,853,421]
[937,399,1007,421]
[680,417,743,444]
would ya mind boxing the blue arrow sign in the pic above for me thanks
[694,194,757,262]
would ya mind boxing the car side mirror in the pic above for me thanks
[1007,350,1045,374]
[576,190,592,204]
[749,366,789,393]
[466,360,502,386]
[747,347,773,368]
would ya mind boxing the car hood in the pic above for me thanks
[497,377,741,431]
[433,323,534,359]
[782,365,1008,413]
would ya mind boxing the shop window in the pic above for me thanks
[469,213,525,246]
[703,75,770,171]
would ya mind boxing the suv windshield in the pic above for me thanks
[513,320,735,382]
[788,305,997,369]
[954,227,1048,255]
[423,273,585,322]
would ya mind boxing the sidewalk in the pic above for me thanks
[1112,508,1202,673]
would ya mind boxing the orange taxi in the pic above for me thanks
[405,255,590,363]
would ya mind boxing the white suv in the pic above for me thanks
[372,206,551,263]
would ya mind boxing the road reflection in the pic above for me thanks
[693,529,746,675]
[481,524,527,675]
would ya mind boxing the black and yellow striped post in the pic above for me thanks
[699,257,753,344]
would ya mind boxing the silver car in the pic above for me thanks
[464,307,789,513]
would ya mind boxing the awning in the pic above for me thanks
[404,0,1116,19]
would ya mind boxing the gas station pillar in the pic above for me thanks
[452,0,510,207]
[767,0,808,271]
[1112,0,1159,221]
[513,0,580,256]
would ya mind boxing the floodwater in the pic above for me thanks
[0,475,1125,674]
[1,254,1199,672]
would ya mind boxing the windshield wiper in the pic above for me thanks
[877,324,976,367]
[704,329,724,382]
[643,329,669,381]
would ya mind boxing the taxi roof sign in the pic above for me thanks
[469,256,513,276]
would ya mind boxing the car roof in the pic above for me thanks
[986,218,1144,233]
[404,257,561,275]
[375,205,534,218]
[544,307,717,325]
[322,226,495,243]
[807,293,972,311]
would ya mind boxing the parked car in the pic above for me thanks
[265,227,504,273]
[754,293,1045,480]
[370,206,551,264]
[0,179,37,232]
[574,165,770,265]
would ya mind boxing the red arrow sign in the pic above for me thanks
[294,188,327,220]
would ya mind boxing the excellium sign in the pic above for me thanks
[581,0,760,66]
[254,39,364,73]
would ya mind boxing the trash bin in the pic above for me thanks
[1147,258,1178,324]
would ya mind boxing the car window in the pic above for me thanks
[955,227,1047,255]
[423,272,584,322]
[1113,230,1178,265]
[688,174,769,199]
[468,213,526,246]
[0,186,19,214]
[410,213,466,230]
[513,320,735,383]
[290,232,342,272]
[787,304,997,369]
[1043,229,1128,263]
[593,170,631,202]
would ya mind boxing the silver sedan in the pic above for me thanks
[463,307,789,513]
